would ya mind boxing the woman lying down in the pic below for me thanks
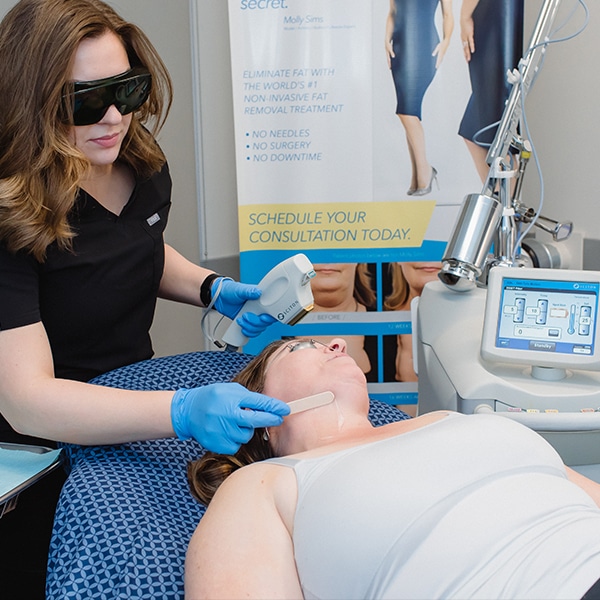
[185,338,600,600]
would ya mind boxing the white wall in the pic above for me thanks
[1,0,599,357]
[523,0,600,268]
[189,1,240,265]
[108,0,208,356]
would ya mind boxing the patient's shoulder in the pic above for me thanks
[211,459,297,531]
[220,459,295,496]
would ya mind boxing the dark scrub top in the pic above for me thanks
[0,162,171,600]
[0,162,172,440]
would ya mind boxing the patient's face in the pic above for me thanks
[263,337,366,402]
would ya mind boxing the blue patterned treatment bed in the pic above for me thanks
[46,351,410,599]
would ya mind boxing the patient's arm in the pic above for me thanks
[566,466,600,508]
[185,462,303,600]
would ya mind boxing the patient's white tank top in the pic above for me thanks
[268,413,600,599]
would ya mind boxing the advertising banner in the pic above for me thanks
[227,0,523,411]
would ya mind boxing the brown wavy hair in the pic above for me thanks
[187,340,290,506]
[0,0,173,261]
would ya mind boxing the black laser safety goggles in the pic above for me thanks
[66,67,152,126]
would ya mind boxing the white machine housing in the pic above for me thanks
[416,276,600,476]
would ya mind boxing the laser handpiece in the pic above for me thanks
[221,253,316,349]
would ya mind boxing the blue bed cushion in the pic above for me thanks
[47,351,410,599]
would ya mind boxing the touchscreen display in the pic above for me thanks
[495,276,599,357]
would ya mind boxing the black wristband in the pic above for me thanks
[200,273,221,307]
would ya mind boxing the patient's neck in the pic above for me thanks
[275,404,375,456]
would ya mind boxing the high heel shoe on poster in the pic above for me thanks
[412,167,438,197]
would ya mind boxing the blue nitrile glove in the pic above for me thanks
[212,278,277,337]
[212,278,259,320]
[237,312,278,338]
[171,383,291,454]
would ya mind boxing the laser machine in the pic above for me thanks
[414,0,600,478]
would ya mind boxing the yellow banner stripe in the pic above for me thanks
[238,201,436,252]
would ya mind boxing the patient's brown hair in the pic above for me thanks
[187,340,287,506]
